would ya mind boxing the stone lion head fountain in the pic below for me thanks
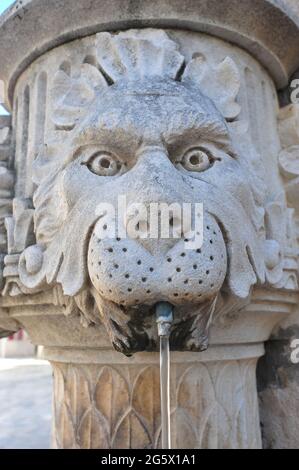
[18,30,274,355]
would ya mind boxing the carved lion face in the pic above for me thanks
[19,30,267,354]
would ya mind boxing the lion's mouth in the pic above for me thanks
[88,213,227,307]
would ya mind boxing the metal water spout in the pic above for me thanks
[155,301,174,449]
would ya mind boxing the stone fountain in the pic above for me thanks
[0,0,298,449]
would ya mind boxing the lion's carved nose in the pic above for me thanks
[124,200,192,256]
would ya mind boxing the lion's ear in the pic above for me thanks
[51,64,108,130]
[182,55,241,121]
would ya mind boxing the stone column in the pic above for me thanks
[0,0,298,449]
[257,103,299,449]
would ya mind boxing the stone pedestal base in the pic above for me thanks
[48,345,263,449]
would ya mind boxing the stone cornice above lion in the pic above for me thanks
[5,29,295,355]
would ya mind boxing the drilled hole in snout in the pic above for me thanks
[210,256,214,261]
[193,264,198,270]
[128,288,132,292]
[167,257,172,263]
[146,290,151,294]
[168,278,172,283]
[142,277,147,283]
[149,267,154,272]
[184,279,189,284]
[176,267,181,273]
[123,248,127,252]
[125,274,130,279]
[181,253,186,257]
[197,249,201,254]
[114,264,119,269]
[137,260,142,265]
[108,248,113,253]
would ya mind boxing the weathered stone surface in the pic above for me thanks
[256,102,299,449]
[1,0,299,108]
[52,351,262,449]
[0,0,298,450]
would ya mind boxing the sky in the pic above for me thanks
[0,1,15,114]
[0,0,15,15]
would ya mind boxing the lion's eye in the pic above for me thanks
[87,153,122,176]
[180,148,212,172]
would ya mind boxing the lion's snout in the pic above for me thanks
[88,213,227,307]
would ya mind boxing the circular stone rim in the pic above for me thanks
[1,0,299,107]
